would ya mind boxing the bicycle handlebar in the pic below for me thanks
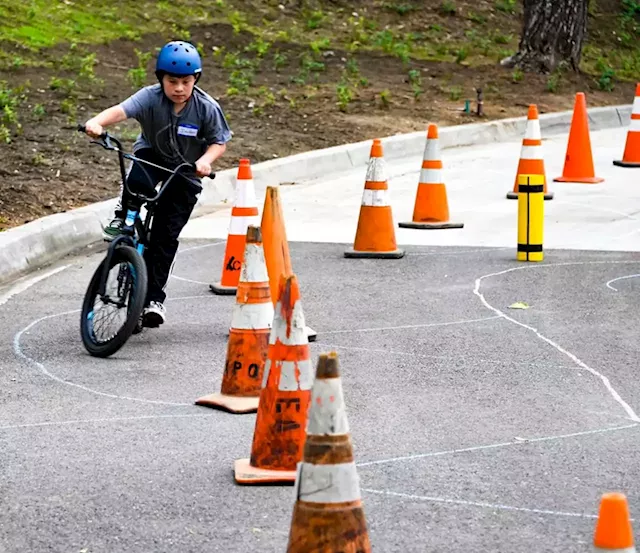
[76,124,217,181]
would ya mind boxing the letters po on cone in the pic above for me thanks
[286,351,371,553]
[234,273,314,485]
[195,225,273,414]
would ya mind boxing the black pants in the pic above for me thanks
[117,149,200,305]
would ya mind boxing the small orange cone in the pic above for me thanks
[399,124,464,229]
[554,92,604,184]
[234,273,314,485]
[345,139,405,259]
[507,105,554,200]
[260,185,317,342]
[210,159,260,295]
[614,83,640,168]
[196,225,274,413]
[594,492,636,552]
[285,351,372,553]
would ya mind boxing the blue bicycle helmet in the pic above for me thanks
[155,41,202,82]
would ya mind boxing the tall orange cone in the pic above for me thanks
[286,351,372,553]
[507,105,554,200]
[614,83,640,168]
[399,124,464,229]
[210,159,260,295]
[196,225,274,414]
[345,139,405,259]
[261,185,317,343]
[594,492,635,552]
[234,273,314,485]
[554,92,604,184]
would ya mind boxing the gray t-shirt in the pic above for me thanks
[120,84,232,178]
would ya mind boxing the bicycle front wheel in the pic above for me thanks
[80,245,148,358]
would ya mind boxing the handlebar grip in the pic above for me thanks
[77,124,87,133]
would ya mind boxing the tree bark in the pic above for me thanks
[505,0,588,74]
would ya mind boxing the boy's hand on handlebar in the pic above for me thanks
[194,159,213,178]
[84,121,104,138]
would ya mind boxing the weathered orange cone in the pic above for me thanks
[286,351,372,553]
[345,139,405,259]
[399,124,464,229]
[261,185,317,343]
[507,105,554,200]
[196,226,274,413]
[614,83,640,168]
[594,492,636,552]
[210,159,260,295]
[234,273,314,485]
[554,92,604,184]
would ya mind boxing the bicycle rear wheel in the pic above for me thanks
[80,245,148,358]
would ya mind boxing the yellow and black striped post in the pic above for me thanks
[517,174,544,262]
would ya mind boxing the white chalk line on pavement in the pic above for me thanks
[356,422,638,468]
[0,265,69,308]
[13,295,216,407]
[473,260,640,423]
[361,488,610,520]
[320,315,501,335]
[0,412,218,432]
[170,240,225,284]
[606,274,640,291]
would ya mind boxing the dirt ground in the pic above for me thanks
[0,4,637,231]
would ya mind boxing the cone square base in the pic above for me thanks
[553,175,604,184]
[399,220,464,230]
[506,191,554,200]
[344,248,405,259]
[613,160,640,168]
[195,393,259,414]
[234,458,297,485]
[209,282,238,295]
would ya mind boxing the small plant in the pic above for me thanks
[346,58,360,77]
[596,60,615,91]
[273,52,288,71]
[467,11,487,24]
[49,77,76,95]
[229,11,248,34]
[512,68,524,83]
[408,69,423,99]
[546,73,560,93]
[32,103,46,118]
[127,49,152,90]
[336,80,354,112]
[304,9,326,30]
[495,0,517,13]
[310,38,331,56]
[246,37,271,58]
[383,3,417,15]
[440,1,457,15]
[448,85,463,101]
[455,47,469,63]
[379,89,392,108]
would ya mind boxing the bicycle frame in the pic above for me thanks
[77,125,215,299]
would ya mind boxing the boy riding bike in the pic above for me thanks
[83,40,231,329]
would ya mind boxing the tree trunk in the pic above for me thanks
[506,0,588,74]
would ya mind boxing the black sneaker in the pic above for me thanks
[103,217,124,241]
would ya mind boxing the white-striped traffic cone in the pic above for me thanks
[210,159,260,295]
[507,105,554,200]
[614,83,640,168]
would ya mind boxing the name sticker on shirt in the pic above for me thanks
[177,124,199,137]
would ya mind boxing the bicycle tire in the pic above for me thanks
[80,245,148,358]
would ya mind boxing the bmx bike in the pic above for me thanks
[77,125,215,358]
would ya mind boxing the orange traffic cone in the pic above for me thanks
[210,159,260,295]
[554,92,604,184]
[286,351,372,553]
[594,492,635,552]
[261,185,317,343]
[234,273,314,485]
[196,225,274,413]
[507,105,554,200]
[614,83,640,168]
[345,139,405,259]
[399,124,464,229]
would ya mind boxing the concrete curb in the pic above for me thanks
[0,103,632,287]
